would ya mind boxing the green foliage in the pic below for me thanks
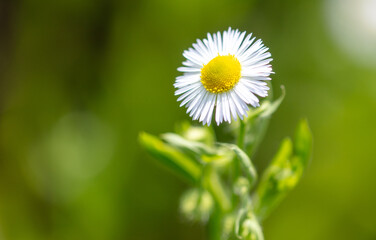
[237,214,264,240]
[253,119,312,221]
[140,88,312,240]
[221,143,258,188]
[202,163,233,213]
[1,0,374,239]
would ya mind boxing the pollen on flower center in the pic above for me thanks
[200,55,241,93]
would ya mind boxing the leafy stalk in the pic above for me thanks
[139,86,313,240]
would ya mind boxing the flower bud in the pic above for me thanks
[179,188,214,223]
[176,121,215,145]
[238,213,264,240]
[234,177,251,196]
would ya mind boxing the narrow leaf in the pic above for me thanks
[175,121,216,146]
[139,132,202,184]
[245,85,285,156]
[259,85,285,118]
[221,143,258,188]
[161,133,217,156]
[253,119,312,221]
[293,118,313,167]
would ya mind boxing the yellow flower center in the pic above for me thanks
[200,55,241,93]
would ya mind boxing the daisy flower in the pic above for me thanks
[174,27,273,126]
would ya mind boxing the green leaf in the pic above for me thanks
[244,85,286,156]
[220,143,258,188]
[175,121,216,146]
[139,132,202,184]
[238,214,264,240]
[293,119,313,167]
[161,133,217,156]
[252,119,312,221]
[235,208,264,240]
[161,133,234,166]
[259,85,286,118]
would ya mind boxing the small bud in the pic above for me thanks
[222,214,236,239]
[234,177,251,196]
[237,213,264,240]
[179,189,214,223]
[176,121,215,145]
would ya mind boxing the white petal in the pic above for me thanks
[178,86,203,106]
[199,94,215,123]
[216,31,223,55]
[186,88,207,114]
[182,60,201,68]
[206,33,216,57]
[205,95,216,125]
[232,31,246,54]
[215,95,223,125]
[222,93,231,123]
[229,91,246,119]
[234,83,259,107]
[241,53,272,66]
[177,66,201,73]
[175,82,201,95]
[239,39,263,60]
[192,92,210,120]
[236,34,255,57]
[174,75,201,88]
[226,92,238,121]
[183,49,205,65]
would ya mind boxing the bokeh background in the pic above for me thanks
[1,0,376,239]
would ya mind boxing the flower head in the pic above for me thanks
[174,27,273,126]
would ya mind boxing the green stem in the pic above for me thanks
[208,211,223,240]
[235,119,246,180]
[209,124,217,143]
[204,164,232,213]
[237,119,246,150]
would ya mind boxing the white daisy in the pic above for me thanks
[174,27,273,126]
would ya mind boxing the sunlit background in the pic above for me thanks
[1,0,376,239]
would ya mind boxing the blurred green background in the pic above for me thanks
[1,0,376,239]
